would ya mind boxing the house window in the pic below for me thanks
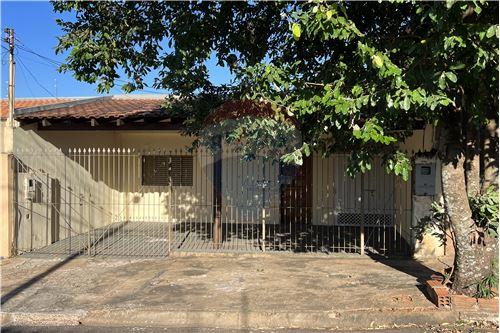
[142,155,193,186]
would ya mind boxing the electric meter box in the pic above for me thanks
[414,163,436,196]
[23,177,43,203]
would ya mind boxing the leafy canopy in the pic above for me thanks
[53,1,499,179]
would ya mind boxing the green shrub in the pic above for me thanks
[469,186,499,238]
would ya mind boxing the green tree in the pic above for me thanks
[53,1,498,296]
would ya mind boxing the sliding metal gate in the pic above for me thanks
[12,148,412,258]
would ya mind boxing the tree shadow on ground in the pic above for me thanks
[367,252,441,304]
[1,223,127,306]
[1,252,79,306]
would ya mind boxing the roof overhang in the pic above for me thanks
[12,94,185,130]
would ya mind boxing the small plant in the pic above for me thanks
[413,201,453,248]
[469,186,499,238]
[417,187,499,245]
[474,261,499,299]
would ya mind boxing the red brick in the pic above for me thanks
[426,280,451,308]
[477,297,499,313]
[451,294,478,311]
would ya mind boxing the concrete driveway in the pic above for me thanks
[0,254,463,330]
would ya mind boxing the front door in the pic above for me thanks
[280,156,312,226]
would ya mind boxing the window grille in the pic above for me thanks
[142,155,193,186]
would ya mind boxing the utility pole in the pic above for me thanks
[5,28,15,127]
[1,28,15,259]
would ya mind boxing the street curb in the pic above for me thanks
[2,308,465,330]
[1,311,86,327]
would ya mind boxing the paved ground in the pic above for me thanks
[2,323,498,333]
[0,253,494,330]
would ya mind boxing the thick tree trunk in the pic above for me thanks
[482,118,498,193]
[465,123,481,197]
[440,125,497,296]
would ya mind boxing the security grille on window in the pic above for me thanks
[142,155,193,186]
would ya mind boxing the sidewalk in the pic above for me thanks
[0,254,493,330]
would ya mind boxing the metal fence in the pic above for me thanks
[12,147,412,258]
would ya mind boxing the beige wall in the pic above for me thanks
[0,152,13,257]
[0,121,13,257]
[221,145,281,225]
[310,128,435,249]
[11,127,213,252]
[8,125,438,255]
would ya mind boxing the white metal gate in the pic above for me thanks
[12,148,412,258]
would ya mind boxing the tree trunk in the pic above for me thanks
[482,118,498,193]
[465,122,481,197]
[440,125,497,296]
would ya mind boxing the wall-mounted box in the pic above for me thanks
[23,177,43,203]
[414,163,436,196]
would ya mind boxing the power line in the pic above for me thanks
[14,53,59,68]
[16,56,56,97]
[16,47,165,94]
[17,45,63,67]
[17,58,35,97]
[2,51,8,65]
[9,35,64,67]
[14,35,169,95]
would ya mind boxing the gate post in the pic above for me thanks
[212,141,222,249]
[87,191,91,256]
[360,174,365,256]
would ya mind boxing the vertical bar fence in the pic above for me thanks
[11,147,412,258]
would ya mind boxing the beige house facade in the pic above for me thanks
[1,96,445,258]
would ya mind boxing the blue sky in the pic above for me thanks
[1,1,232,98]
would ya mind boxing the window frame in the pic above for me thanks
[141,155,193,187]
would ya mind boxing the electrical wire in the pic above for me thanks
[13,53,58,68]
[17,45,63,67]
[17,56,56,97]
[16,57,35,97]
[16,46,166,94]
[1,51,9,65]
[14,36,167,95]
[13,35,169,95]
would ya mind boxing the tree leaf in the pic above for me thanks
[302,143,311,156]
[372,54,384,69]
[292,23,301,41]
[486,25,496,38]
[445,72,457,83]
[402,96,411,111]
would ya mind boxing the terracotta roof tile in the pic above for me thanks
[0,98,77,119]
[1,96,169,121]
[205,99,298,127]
